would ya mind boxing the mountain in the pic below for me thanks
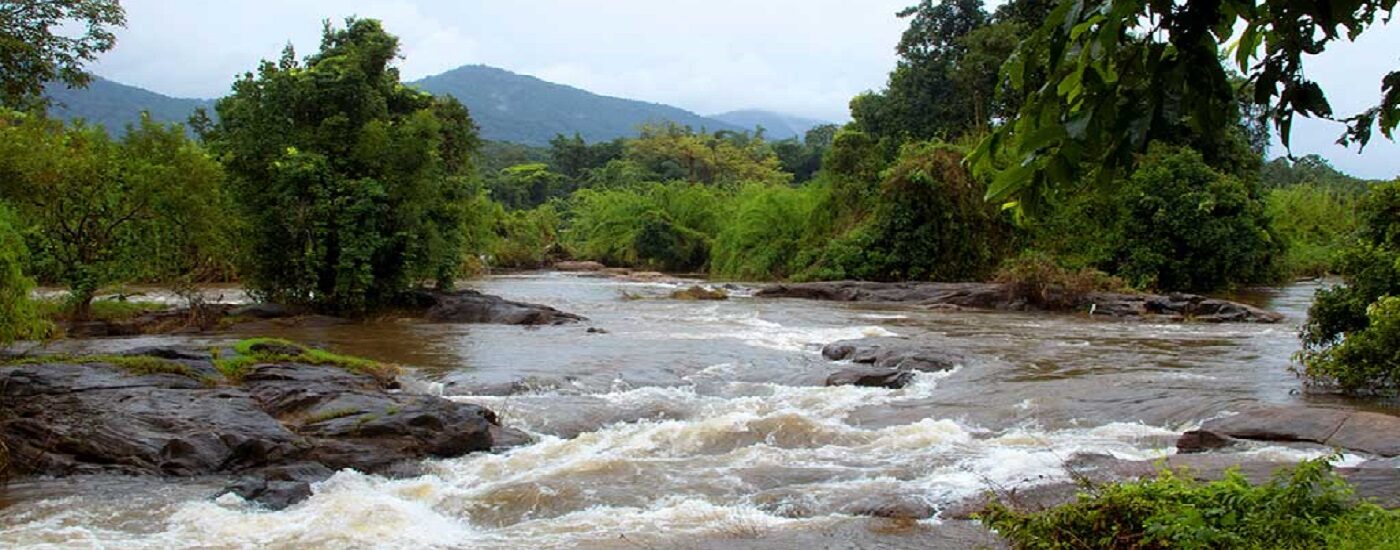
[410,65,742,144]
[43,65,764,145]
[46,77,213,133]
[710,109,830,141]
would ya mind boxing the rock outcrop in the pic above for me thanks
[0,347,516,509]
[821,337,965,389]
[1178,406,1400,457]
[757,281,1283,323]
[407,289,586,325]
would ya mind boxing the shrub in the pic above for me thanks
[981,458,1396,550]
[0,204,46,345]
[565,182,725,272]
[1113,144,1282,292]
[1266,184,1360,277]
[492,204,564,269]
[994,252,1128,310]
[796,142,1017,281]
[1302,296,1400,394]
[1300,180,1400,395]
[711,183,822,280]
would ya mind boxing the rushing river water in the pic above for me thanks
[0,274,1367,548]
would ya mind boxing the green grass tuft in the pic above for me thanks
[217,337,401,382]
[35,298,171,322]
[304,408,362,424]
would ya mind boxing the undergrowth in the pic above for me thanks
[994,252,1130,310]
[979,457,1400,549]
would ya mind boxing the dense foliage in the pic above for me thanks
[0,112,226,316]
[982,458,1400,550]
[1300,180,1400,394]
[0,203,45,344]
[206,19,481,314]
[972,0,1399,211]
[0,0,126,109]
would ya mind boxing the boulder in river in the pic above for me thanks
[757,281,1283,323]
[553,260,606,272]
[0,344,511,509]
[822,337,965,389]
[407,288,585,325]
[1178,406,1400,457]
[670,286,729,301]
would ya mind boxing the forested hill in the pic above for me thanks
[710,109,829,140]
[45,77,213,133]
[412,65,744,144]
[43,65,754,144]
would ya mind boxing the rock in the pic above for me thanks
[586,327,609,334]
[407,289,585,326]
[826,367,915,389]
[225,462,333,510]
[489,425,536,452]
[758,281,1283,323]
[0,348,507,509]
[822,337,964,373]
[229,303,305,319]
[553,260,606,272]
[670,286,729,301]
[1178,407,1400,457]
[842,497,937,520]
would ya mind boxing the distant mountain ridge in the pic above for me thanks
[710,109,829,141]
[42,65,827,146]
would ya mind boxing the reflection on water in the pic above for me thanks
[0,274,1363,549]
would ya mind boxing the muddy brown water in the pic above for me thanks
[1,274,1388,549]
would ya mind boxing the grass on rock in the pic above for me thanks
[1,354,194,378]
[214,337,400,383]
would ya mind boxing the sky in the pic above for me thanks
[90,0,1400,179]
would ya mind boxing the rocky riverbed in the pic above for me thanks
[1,274,1395,549]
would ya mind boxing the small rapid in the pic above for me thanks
[0,275,1350,549]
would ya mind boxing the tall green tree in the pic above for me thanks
[206,19,481,314]
[0,0,126,109]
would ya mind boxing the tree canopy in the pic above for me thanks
[0,0,126,109]
[206,18,481,314]
[972,0,1398,211]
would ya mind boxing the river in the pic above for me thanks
[0,274,1364,548]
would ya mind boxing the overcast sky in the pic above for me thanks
[90,0,1399,179]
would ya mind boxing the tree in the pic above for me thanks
[624,123,791,187]
[0,0,126,109]
[0,112,225,317]
[489,163,568,210]
[972,0,1399,210]
[0,202,45,344]
[207,19,481,314]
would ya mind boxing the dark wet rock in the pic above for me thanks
[758,281,1283,323]
[0,348,510,509]
[826,367,915,389]
[489,425,536,452]
[822,337,964,373]
[587,327,609,334]
[406,288,585,325]
[226,462,333,510]
[1178,407,1400,457]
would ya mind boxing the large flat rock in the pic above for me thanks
[1178,406,1400,457]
